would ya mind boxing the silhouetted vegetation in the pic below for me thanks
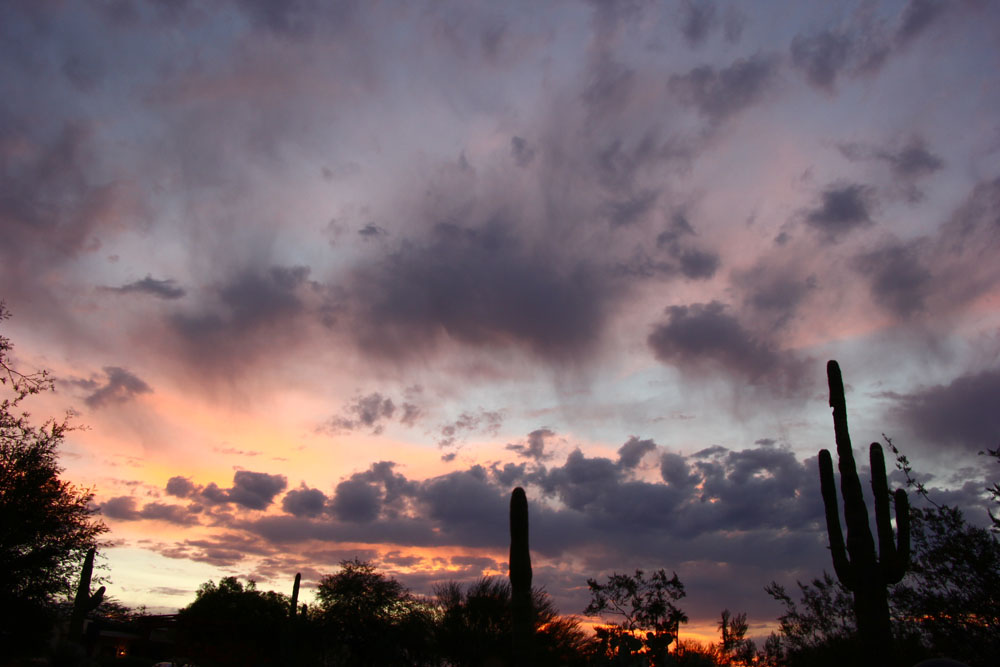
[1,303,108,660]
[5,308,997,666]
[583,568,688,665]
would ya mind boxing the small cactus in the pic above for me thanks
[819,361,909,665]
[510,487,533,665]
[68,547,105,641]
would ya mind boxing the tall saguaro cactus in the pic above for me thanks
[819,360,909,665]
[509,486,533,665]
[290,572,301,618]
[69,547,105,641]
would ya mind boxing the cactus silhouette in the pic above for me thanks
[68,547,105,641]
[290,572,301,618]
[509,486,533,665]
[819,360,909,665]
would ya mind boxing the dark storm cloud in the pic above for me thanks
[891,369,1000,453]
[349,221,617,363]
[106,276,186,300]
[853,242,932,318]
[82,366,152,408]
[668,54,778,123]
[655,213,720,280]
[676,248,719,280]
[804,184,875,240]
[617,436,656,469]
[647,301,808,390]
[281,485,328,518]
[358,223,387,239]
[737,262,817,328]
[506,428,555,461]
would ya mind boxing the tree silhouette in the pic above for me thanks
[315,558,436,666]
[0,303,107,657]
[584,568,687,666]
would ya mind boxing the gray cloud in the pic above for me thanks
[891,369,1000,453]
[853,242,932,318]
[510,136,535,167]
[282,485,329,518]
[647,301,807,390]
[228,471,289,510]
[438,409,505,449]
[804,183,875,241]
[617,436,656,469]
[349,221,618,364]
[166,476,196,498]
[106,276,185,300]
[506,428,555,461]
[101,496,198,526]
[323,392,397,435]
[668,54,778,123]
[82,366,152,408]
[678,0,717,47]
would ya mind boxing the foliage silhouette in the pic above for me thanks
[436,576,589,667]
[176,576,291,667]
[0,303,107,658]
[315,558,436,666]
[584,568,688,665]
[818,360,909,665]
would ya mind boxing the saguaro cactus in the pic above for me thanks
[289,572,301,618]
[819,360,909,665]
[509,486,533,665]
[68,547,105,641]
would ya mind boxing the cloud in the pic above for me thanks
[617,436,656,469]
[839,136,943,200]
[510,136,535,167]
[166,476,196,498]
[437,409,505,449]
[804,183,875,241]
[647,301,807,390]
[100,496,198,526]
[227,471,289,510]
[506,428,555,461]
[668,54,778,123]
[163,470,288,511]
[82,367,152,408]
[106,276,186,300]
[282,485,329,518]
[853,241,932,318]
[323,392,398,434]
[678,0,717,47]
[348,221,617,364]
[896,0,949,47]
[891,369,1000,453]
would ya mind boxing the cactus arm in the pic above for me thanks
[870,443,898,570]
[819,449,855,590]
[827,361,878,564]
[887,489,910,584]
[69,547,104,640]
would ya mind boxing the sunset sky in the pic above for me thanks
[3,0,1000,641]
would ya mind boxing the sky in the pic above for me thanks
[2,0,1000,642]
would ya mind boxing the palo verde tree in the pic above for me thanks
[584,568,688,666]
[0,303,107,655]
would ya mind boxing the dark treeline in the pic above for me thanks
[3,304,998,667]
